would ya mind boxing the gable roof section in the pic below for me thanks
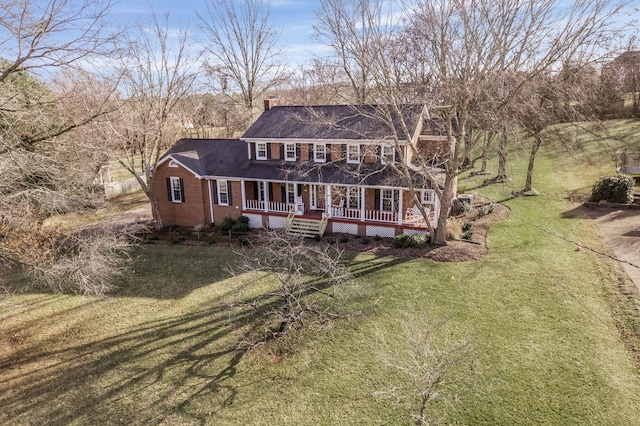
[159,138,446,189]
[241,104,427,141]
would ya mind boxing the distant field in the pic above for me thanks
[2,119,640,425]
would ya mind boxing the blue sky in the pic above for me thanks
[111,0,326,66]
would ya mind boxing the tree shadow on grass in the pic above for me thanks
[0,286,275,425]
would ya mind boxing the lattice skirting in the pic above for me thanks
[365,225,395,238]
[245,214,264,229]
[330,221,359,235]
[268,215,287,229]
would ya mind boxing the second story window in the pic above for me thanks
[381,145,395,164]
[347,144,360,163]
[314,144,326,162]
[285,143,296,161]
[256,142,268,160]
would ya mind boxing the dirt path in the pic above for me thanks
[587,207,640,291]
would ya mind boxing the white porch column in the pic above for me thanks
[397,189,403,225]
[433,193,440,229]
[326,185,332,218]
[208,179,215,224]
[241,180,246,210]
[360,187,366,221]
[263,180,269,212]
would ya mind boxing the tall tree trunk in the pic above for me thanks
[480,131,494,173]
[434,173,456,245]
[495,126,509,181]
[524,132,542,192]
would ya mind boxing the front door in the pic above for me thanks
[310,184,326,210]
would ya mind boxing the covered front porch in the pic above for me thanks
[238,180,439,229]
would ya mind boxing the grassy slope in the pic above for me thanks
[1,120,640,425]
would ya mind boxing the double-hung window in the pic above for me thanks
[285,143,296,161]
[169,177,184,203]
[347,144,360,163]
[381,145,395,164]
[314,144,326,162]
[286,183,296,203]
[347,187,360,209]
[217,180,229,205]
[256,143,268,160]
[381,188,395,211]
[421,189,434,204]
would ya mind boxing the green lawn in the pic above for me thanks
[2,120,640,425]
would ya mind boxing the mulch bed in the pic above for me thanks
[322,201,510,262]
[140,199,511,263]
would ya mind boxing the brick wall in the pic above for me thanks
[153,161,208,228]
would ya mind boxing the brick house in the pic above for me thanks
[152,101,452,237]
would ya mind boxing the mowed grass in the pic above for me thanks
[2,120,640,424]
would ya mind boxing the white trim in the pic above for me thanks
[157,155,202,179]
[347,144,360,164]
[256,142,268,160]
[217,180,229,206]
[208,179,214,223]
[241,137,408,145]
[169,176,183,203]
[169,160,179,168]
[381,145,395,165]
[284,143,296,161]
[314,143,327,163]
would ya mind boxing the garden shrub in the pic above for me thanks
[172,236,186,244]
[220,215,235,232]
[463,230,474,241]
[394,234,428,248]
[231,215,250,234]
[339,235,350,244]
[590,175,634,204]
[394,234,411,248]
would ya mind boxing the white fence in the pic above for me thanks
[103,175,146,199]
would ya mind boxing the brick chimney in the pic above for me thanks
[264,98,280,111]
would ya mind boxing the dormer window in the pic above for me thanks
[285,143,296,161]
[314,144,327,163]
[347,144,360,163]
[256,142,268,160]
[381,145,395,164]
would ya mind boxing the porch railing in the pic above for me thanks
[245,199,294,213]
[330,206,361,220]
[364,209,397,223]
[246,199,431,228]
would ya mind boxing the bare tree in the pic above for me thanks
[0,0,119,82]
[231,231,352,348]
[198,0,289,125]
[375,313,476,426]
[104,11,200,229]
[315,0,630,245]
[0,0,132,296]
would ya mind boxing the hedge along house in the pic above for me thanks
[152,101,452,238]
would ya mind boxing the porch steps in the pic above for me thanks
[286,217,326,238]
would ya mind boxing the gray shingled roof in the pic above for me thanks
[241,104,426,141]
[160,138,445,189]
